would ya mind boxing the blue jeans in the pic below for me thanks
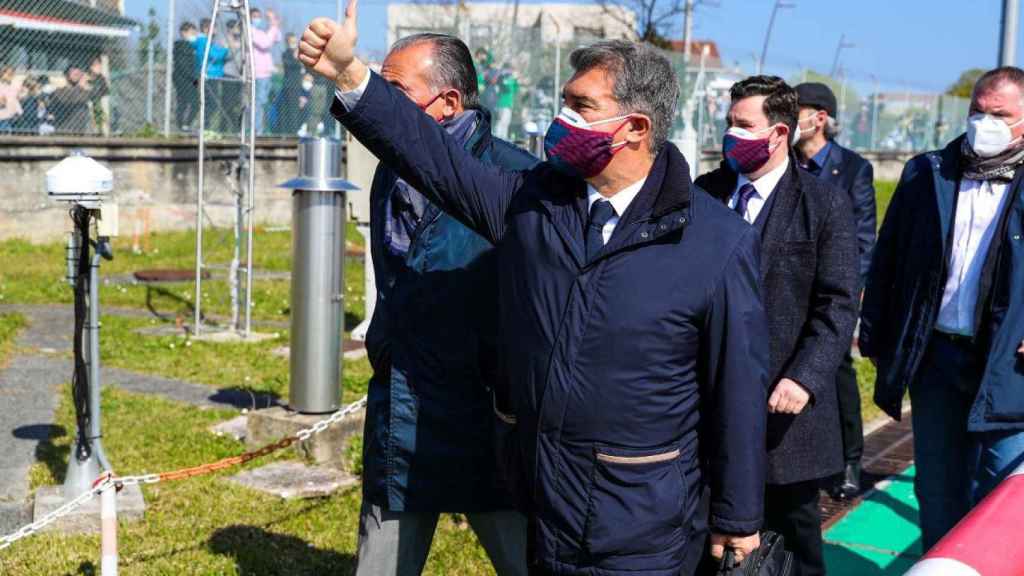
[910,333,1024,551]
[254,77,271,134]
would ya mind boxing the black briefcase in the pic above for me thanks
[715,531,793,576]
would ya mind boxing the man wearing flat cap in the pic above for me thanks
[794,82,876,499]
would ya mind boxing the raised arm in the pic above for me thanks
[299,4,522,243]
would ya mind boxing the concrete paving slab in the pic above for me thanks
[226,461,357,499]
[32,484,145,534]
[210,415,248,442]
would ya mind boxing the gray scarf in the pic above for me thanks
[960,136,1024,182]
[384,110,481,257]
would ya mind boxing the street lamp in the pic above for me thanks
[757,0,795,75]
[830,33,855,77]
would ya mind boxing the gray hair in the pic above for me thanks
[824,115,841,139]
[569,40,679,154]
[389,33,480,110]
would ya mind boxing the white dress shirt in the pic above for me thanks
[587,179,646,245]
[935,178,1011,336]
[727,157,790,224]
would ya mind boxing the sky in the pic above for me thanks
[128,0,1015,93]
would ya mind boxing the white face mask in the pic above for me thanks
[797,113,818,136]
[302,80,314,91]
[967,113,1024,157]
[556,106,631,130]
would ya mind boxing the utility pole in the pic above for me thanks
[163,0,174,136]
[830,33,855,77]
[758,0,795,75]
[683,0,695,66]
[870,74,880,150]
[1000,0,1019,66]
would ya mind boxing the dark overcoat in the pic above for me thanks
[814,142,877,287]
[361,108,538,513]
[696,160,859,484]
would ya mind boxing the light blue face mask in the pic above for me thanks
[251,17,268,31]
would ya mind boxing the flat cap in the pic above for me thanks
[796,82,837,118]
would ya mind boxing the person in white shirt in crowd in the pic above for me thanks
[861,66,1024,551]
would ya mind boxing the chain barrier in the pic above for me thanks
[0,395,367,552]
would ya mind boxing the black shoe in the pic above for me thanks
[837,461,861,499]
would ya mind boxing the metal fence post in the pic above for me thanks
[146,41,155,125]
[163,0,175,136]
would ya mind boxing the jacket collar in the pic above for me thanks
[929,135,965,249]
[818,140,844,179]
[757,158,804,278]
[702,155,804,279]
[404,108,496,246]
[537,143,694,269]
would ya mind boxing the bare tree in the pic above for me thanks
[597,0,683,45]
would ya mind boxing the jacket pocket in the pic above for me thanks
[493,396,525,509]
[583,444,688,569]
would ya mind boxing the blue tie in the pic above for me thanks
[586,200,616,261]
[734,183,757,221]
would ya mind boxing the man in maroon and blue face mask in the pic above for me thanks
[696,76,859,576]
[300,5,771,573]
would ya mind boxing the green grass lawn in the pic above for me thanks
[0,184,903,573]
[875,180,897,226]
[4,386,493,576]
[0,312,26,367]
[0,226,365,326]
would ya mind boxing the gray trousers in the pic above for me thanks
[355,501,528,576]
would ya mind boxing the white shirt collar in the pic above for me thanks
[587,178,647,217]
[735,157,790,200]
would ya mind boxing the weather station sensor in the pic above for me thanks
[46,151,113,208]
[44,151,118,502]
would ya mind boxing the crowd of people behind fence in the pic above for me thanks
[172,7,338,137]
[0,58,109,136]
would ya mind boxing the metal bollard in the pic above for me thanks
[279,138,359,414]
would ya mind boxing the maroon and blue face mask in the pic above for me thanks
[722,125,783,175]
[544,107,632,178]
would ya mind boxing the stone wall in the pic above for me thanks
[0,136,917,243]
[0,136,304,243]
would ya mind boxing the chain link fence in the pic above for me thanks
[0,0,344,138]
[0,0,974,153]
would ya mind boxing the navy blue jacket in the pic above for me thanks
[861,136,1024,431]
[334,73,769,575]
[808,142,876,287]
[361,109,537,513]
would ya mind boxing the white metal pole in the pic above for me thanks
[163,0,175,136]
[682,0,694,66]
[195,3,220,337]
[100,481,117,576]
[244,0,257,337]
[146,41,155,125]
[870,76,879,150]
[335,0,343,139]
[1000,0,1019,66]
